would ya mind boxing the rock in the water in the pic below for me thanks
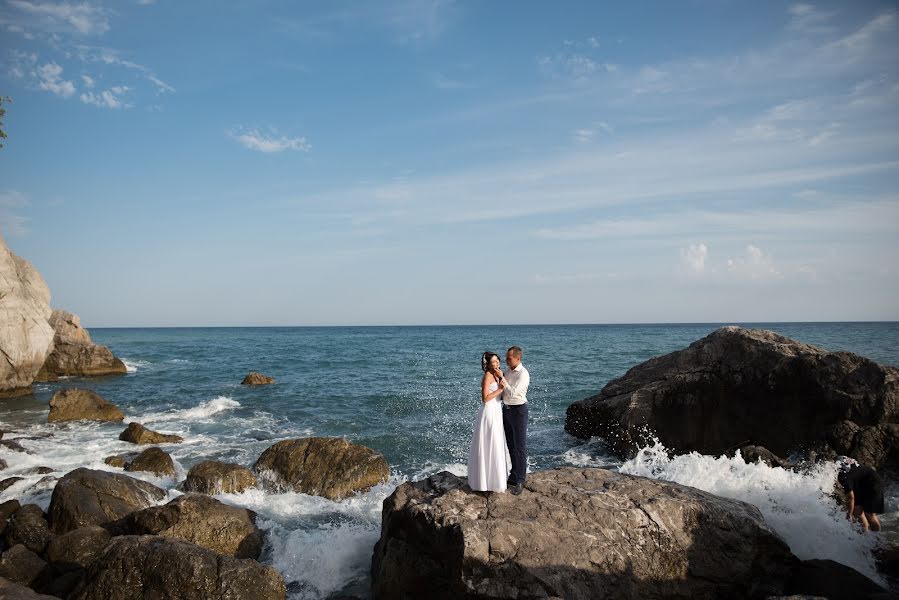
[102,453,135,468]
[20,467,53,476]
[0,576,58,599]
[0,500,21,523]
[0,477,23,492]
[371,468,797,600]
[70,535,285,600]
[241,371,275,385]
[254,437,389,500]
[0,236,55,398]
[565,327,899,466]
[2,505,54,555]
[0,544,47,587]
[785,559,888,600]
[0,439,30,453]
[118,422,183,445]
[35,309,127,379]
[735,445,791,468]
[0,458,6,470]
[124,447,176,477]
[45,526,111,571]
[47,468,166,534]
[122,494,263,559]
[182,460,257,494]
[47,389,124,423]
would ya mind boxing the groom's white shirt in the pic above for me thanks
[502,364,530,406]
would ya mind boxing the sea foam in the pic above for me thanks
[141,396,240,423]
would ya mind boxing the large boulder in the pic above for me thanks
[45,526,111,572]
[118,422,183,445]
[370,468,797,600]
[784,559,889,599]
[254,437,389,500]
[182,460,257,494]
[0,236,55,398]
[121,494,263,559]
[0,576,58,599]
[70,535,285,600]
[565,327,899,465]
[2,505,54,555]
[47,468,166,534]
[34,309,126,379]
[47,389,124,423]
[123,447,176,477]
[0,545,47,588]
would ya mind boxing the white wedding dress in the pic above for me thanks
[467,380,511,492]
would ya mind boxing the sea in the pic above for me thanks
[2,322,898,598]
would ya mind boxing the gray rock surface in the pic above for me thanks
[70,535,285,600]
[35,309,127,379]
[0,236,54,398]
[45,525,111,572]
[0,576,58,599]
[118,421,183,445]
[371,467,797,600]
[254,437,389,500]
[47,389,124,423]
[182,460,257,494]
[47,468,166,534]
[122,494,263,559]
[565,327,899,466]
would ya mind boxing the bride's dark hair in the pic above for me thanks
[481,351,500,373]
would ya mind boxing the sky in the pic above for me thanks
[0,0,898,327]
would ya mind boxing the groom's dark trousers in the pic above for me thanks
[503,403,528,485]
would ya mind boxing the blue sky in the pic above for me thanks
[1,1,897,327]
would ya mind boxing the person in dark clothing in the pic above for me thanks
[838,462,884,532]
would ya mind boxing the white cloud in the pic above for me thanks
[81,74,94,87]
[230,129,312,153]
[80,85,130,108]
[36,62,75,97]
[6,0,109,35]
[0,191,31,237]
[788,4,836,34]
[727,244,782,280]
[681,243,708,275]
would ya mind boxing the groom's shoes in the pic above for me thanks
[510,483,523,496]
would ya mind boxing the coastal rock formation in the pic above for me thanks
[34,309,126,380]
[70,536,286,600]
[45,526,111,571]
[0,236,55,398]
[565,327,899,466]
[123,447,176,477]
[122,494,263,559]
[784,559,889,599]
[2,505,53,555]
[241,372,275,385]
[47,389,124,423]
[48,468,166,534]
[0,576,58,599]
[182,460,257,494]
[102,453,136,468]
[254,437,389,500]
[371,468,796,599]
[118,422,183,445]
[0,545,47,588]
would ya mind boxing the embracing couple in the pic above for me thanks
[467,346,530,495]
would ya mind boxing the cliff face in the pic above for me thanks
[0,234,55,397]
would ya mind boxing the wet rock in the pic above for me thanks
[0,575,58,599]
[70,535,285,600]
[20,467,53,476]
[103,453,136,468]
[0,477,23,492]
[123,447,176,477]
[35,309,127,379]
[122,494,263,559]
[0,500,21,523]
[734,445,792,468]
[0,439,30,453]
[45,526,111,572]
[47,468,166,534]
[254,437,389,500]
[181,460,257,494]
[241,372,275,385]
[47,389,124,423]
[784,559,888,600]
[118,422,183,445]
[2,505,54,555]
[565,326,899,467]
[0,544,47,588]
[371,467,797,600]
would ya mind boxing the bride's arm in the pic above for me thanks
[481,373,505,404]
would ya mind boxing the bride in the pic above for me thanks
[467,351,511,492]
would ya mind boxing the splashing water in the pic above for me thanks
[619,439,883,583]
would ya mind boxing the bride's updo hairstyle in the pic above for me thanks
[481,351,500,372]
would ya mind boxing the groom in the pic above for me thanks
[501,346,530,496]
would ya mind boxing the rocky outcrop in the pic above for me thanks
[734,445,792,468]
[241,372,275,385]
[47,389,124,423]
[371,468,797,600]
[34,309,126,380]
[0,236,55,398]
[122,494,263,559]
[784,559,889,599]
[2,505,53,555]
[70,536,285,600]
[102,453,135,468]
[0,545,47,588]
[123,447,176,477]
[45,526,111,571]
[565,327,899,466]
[47,468,166,534]
[0,576,58,599]
[254,437,389,500]
[182,460,257,494]
[118,422,183,445]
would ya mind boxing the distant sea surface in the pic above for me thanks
[2,322,898,598]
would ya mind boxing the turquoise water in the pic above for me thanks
[1,322,898,598]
